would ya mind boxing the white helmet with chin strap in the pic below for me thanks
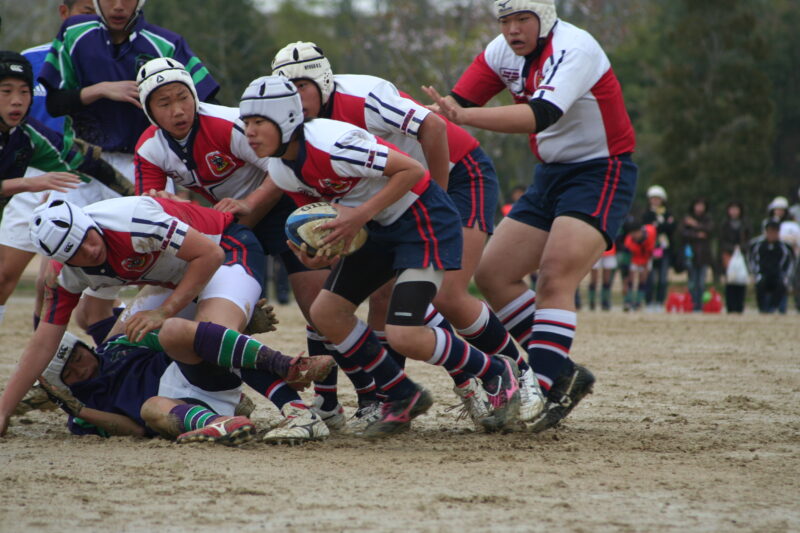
[271,41,335,106]
[42,332,92,390]
[29,199,100,264]
[136,57,198,127]
[494,0,558,39]
[240,75,303,157]
[93,0,147,32]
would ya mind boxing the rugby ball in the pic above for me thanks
[285,202,368,257]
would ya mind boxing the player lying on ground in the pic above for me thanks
[239,75,521,438]
[0,195,320,440]
[29,319,333,445]
[271,42,545,429]
[0,51,132,329]
[423,0,638,432]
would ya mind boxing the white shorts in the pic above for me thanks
[157,362,240,416]
[593,255,618,270]
[0,163,123,252]
[121,264,261,321]
[630,260,652,273]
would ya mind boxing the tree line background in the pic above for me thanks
[1,0,797,229]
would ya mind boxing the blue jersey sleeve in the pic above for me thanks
[171,38,220,102]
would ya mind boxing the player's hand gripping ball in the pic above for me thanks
[285,202,367,257]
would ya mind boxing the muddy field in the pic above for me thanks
[1,292,798,532]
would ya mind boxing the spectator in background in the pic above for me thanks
[681,198,714,312]
[500,185,526,217]
[642,185,675,311]
[718,201,751,313]
[587,245,616,311]
[616,214,635,312]
[623,222,657,311]
[789,187,800,224]
[763,196,800,311]
[749,220,795,314]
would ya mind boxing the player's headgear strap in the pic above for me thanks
[43,332,92,389]
[271,41,335,106]
[93,0,147,32]
[240,75,303,157]
[136,57,198,127]
[494,0,558,38]
[29,199,101,264]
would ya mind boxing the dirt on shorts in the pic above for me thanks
[1,294,798,532]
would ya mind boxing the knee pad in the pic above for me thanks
[386,268,443,326]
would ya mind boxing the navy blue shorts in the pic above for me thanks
[448,146,499,234]
[508,154,637,248]
[221,223,266,293]
[324,183,463,306]
[252,194,308,275]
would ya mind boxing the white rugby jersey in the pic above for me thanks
[135,103,270,203]
[43,197,235,325]
[329,74,478,169]
[452,20,635,164]
[268,119,430,226]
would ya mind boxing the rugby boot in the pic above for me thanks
[176,416,255,446]
[518,366,546,422]
[449,377,492,430]
[285,355,336,390]
[481,355,521,432]
[343,401,383,436]
[529,363,595,433]
[262,403,330,445]
[362,387,433,439]
[310,395,346,432]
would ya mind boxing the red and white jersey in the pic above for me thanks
[330,74,479,169]
[43,197,234,325]
[452,21,635,164]
[268,119,430,226]
[135,103,270,203]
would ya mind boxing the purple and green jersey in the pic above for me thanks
[38,13,219,154]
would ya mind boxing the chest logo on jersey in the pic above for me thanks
[205,151,237,178]
[320,178,354,194]
[121,254,155,273]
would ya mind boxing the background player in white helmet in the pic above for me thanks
[424,0,638,432]
[271,42,544,425]
[239,75,521,438]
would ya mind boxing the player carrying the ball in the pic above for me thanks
[239,75,521,438]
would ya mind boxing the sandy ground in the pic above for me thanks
[0,293,798,533]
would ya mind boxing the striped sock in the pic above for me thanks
[527,308,576,392]
[169,404,220,432]
[193,322,292,376]
[424,305,454,333]
[457,302,528,372]
[428,327,503,380]
[240,368,300,410]
[307,327,339,411]
[496,290,536,351]
[334,320,416,401]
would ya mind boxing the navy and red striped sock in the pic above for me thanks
[527,308,576,392]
